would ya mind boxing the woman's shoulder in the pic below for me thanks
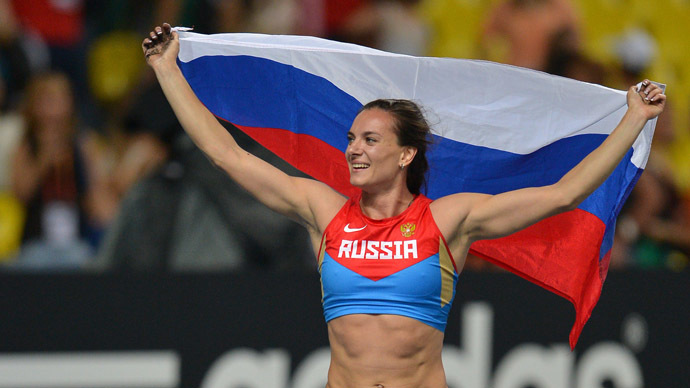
[429,192,490,237]
[296,177,349,233]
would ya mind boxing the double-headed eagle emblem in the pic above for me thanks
[400,222,416,238]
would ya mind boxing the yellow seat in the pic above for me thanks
[0,192,25,261]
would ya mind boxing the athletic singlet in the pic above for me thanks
[317,193,459,331]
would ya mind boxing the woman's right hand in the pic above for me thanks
[142,23,179,69]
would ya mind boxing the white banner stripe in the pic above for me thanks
[0,352,179,387]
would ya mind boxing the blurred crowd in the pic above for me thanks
[0,0,688,273]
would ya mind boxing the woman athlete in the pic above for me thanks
[143,23,665,388]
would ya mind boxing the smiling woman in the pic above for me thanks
[142,22,665,388]
[355,99,433,195]
[346,107,418,208]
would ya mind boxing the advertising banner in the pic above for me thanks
[0,270,686,387]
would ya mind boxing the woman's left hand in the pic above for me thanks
[627,80,666,121]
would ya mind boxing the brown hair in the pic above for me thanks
[359,99,432,195]
[21,72,76,155]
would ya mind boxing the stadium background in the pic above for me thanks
[1,0,689,387]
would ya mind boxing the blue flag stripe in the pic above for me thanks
[179,55,360,152]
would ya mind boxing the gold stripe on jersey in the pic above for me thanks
[439,237,454,307]
[318,234,327,301]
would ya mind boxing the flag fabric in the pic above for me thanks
[174,30,659,348]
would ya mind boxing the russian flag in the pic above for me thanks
[174,31,659,348]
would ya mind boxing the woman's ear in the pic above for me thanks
[400,146,418,167]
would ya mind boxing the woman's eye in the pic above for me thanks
[366,137,375,143]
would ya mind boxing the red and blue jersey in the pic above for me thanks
[317,194,459,331]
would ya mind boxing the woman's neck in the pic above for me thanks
[359,189,415,220]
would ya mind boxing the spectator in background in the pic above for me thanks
[0,72,24,193]
[91,84,314,272]
[0,0,33,107]
[9,0,105,128]
[544,21,608,85]
[8,72,100,270]
[0,0,27,262]
[251,0,299,35]
[547,51,607,85]
[614,101,690,270]
[482,0,580,71]
[210,0,255,34]
[613,28,658,88]
[318,0,429,55]
[323,0,377,47]
[606,27,689,270]
[375,0,429,56]
[70,0,312,273]
[545,40,609,86]
[0,66,25,262]
[10,0,85,50]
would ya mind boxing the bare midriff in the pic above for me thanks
[325,314,448,388]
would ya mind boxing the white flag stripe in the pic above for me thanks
[175,31,656,168]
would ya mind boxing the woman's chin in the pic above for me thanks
[349,177,368,190]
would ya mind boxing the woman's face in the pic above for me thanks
[346,108,409,192]
[30,77,75,142]
[32,77,74,128]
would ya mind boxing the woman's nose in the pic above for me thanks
[346,139,362,155]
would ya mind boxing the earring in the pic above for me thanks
[400,163,405,170]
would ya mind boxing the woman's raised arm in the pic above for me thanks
[142,23,345,236]
[434,81,666,246]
